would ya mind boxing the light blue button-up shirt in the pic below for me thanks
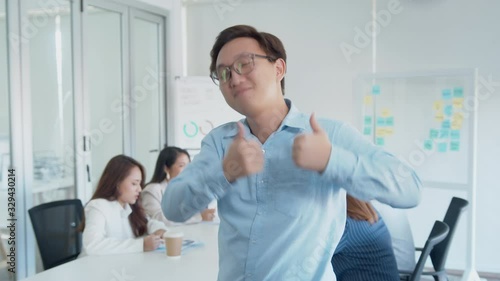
[163,99,421,281]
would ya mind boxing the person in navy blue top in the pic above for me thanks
[332,195,399,281]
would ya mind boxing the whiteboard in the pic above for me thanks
[353,70,476,186]
[171,76,243,150]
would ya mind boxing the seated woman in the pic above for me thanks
[80,155,168,256]
[141,146,217,226]
[331,195,399,281]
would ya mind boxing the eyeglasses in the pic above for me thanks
[211,53,274,85]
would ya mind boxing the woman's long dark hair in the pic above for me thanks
[147,146,190,185]
[81,155,148,237]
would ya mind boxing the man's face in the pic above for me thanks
[216,37,282,117]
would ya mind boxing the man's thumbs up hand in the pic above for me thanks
[223,122,264,183]
[292,113,332,172]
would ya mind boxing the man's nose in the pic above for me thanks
[230,69,244,87]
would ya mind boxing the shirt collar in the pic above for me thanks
[117,201,133,218]
[225,99,306,138]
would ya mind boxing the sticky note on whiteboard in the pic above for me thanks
[381,108,391,117]
[363,127,372,135]
[424,140,433,150]
[429,129,439,139]
[450,141,460,151]
[364,95,373,105]
[442,89,452,100]
[444,105,453,117]
[437,142,448,153]
[453,87,464,98]
[433,101,443,111]
[452,98,464,109]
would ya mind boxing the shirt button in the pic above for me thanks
[262,149,266,154]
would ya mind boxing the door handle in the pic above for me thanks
[86,164,91,182]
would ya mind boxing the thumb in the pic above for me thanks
[309,113,324,134]
[236,122,246,140]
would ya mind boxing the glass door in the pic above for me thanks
[83,2,127,190]
[83,3,166,185]
[24,0,76,207]
[130,10,165,178]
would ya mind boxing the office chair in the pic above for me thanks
[400,197,469,281]
[399,220,449,281]
[28,199,84,270]
[429,196,469,281]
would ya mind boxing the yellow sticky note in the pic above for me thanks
[381,108,391,117]
[435,112,444,122]
[433,101,444,111]
[451,121,462,130]
[452,112,464,122]
[376,128,386,137]
[385,127,394,136]
[364,95,373,105]
[452,98,464,109]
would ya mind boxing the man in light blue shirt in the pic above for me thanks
[162,25,421,281]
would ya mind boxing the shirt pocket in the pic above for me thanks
[271,169,315,217]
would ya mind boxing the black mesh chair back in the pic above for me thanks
[430,197,469,274]
[28,199,84,270]
[400,221,449,281]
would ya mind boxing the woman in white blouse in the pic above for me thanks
[80,155,168,256]
[141,146,217,226]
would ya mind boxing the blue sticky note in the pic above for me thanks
[429,129,439,139]
[376,137,385,146]
[450,130,460,139]
[376,117,385,126]
[437,142,448,153]
[386,117,394,126]
[364,116,372,125]
[453,87,464,98]
[440,129,450,138]
[442,120,451,129]
[372,85,381,95]
[424,140,433,150]
[450,141,460,151]
[444,105,453,117]
[442,89,452,100]
[363,127,372,135]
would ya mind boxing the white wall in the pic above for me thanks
[185,0,373,122]
[184,0,500,274]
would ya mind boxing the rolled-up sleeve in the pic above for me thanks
[321,123,421,208]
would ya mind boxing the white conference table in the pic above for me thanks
[21,223,220,281]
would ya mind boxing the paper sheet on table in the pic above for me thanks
[156,239,204,254]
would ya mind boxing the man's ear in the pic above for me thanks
[275,58,286,80]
